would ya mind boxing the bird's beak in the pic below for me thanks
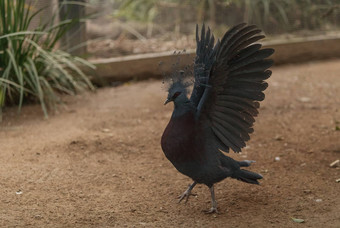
[164,98,171,105]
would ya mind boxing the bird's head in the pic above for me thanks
[164,86,187,105]
[163,69,192,106]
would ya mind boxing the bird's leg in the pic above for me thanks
[178,181,197,203]
[204,185,218,214]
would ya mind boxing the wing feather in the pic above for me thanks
[229,70,272,81]
[190,24,219,108]
[212,123,240,152]
[215,100,258,116]
[219,88,265,101]
[218,27,261,60]
[230,49,274,70]
[213,111,254,134]
[195,23,274,153]
[230,59,274,75]
[213,115,250,141]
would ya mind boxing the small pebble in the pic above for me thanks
[34,215,43,220]
[315,199,322,203]
[102,128,110,133]
[274,135,284,141]
[329,160,339,168]
[297,97,311,103]
[275,157,280,161]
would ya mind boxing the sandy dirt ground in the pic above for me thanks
[0,60,340,227]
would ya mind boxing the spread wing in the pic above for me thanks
[190,24,220,108]
[192,23,274,153]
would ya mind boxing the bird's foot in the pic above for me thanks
[178,182,197,203]
[203,207,219,214]
[178,189,197,203]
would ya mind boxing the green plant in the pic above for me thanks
[116,0,159,22]
[0,0,95,120]
[225,0,338,33]
[116,0,214,24]
[115,0,339,35]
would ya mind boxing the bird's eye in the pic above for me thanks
[172,92,181,99]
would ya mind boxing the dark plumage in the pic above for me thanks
[161,23,274,213]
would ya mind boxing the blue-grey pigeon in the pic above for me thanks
[161,23,274,213]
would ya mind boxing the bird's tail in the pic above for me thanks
[232,169,263,185]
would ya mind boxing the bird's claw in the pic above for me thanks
[203,207,219,214]
[178,182,197,203]
[178,192,189,203]
[178,190,196,203]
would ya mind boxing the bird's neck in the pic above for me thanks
[172,101,194,118]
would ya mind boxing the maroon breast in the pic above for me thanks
[161,112,203,162]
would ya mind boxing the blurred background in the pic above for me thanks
[1,0,339,117]
[72,0,340,59]
[0,0,340,117]
[32,0,340,58]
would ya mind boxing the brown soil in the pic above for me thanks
[1,60,340,227]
